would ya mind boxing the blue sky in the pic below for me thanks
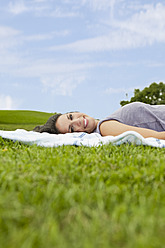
[0,0,165,119]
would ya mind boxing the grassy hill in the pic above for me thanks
[0,110,55,131]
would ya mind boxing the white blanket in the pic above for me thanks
[0,129,165,148]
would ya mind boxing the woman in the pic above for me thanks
[33,102,165,139]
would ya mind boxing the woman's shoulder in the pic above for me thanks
[123,102,146,108]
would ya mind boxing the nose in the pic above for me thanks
[73,118,81,126]
[72,118,82,131]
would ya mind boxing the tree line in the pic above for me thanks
[120,82,165,106]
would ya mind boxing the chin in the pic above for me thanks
[88,125,95,133]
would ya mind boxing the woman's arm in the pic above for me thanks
[100,120,165,139]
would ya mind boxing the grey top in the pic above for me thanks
[94,102,165,134]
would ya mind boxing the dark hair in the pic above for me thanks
[33,113,62,134]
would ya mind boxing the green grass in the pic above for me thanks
[0,110,56,131]
[0,111,165,248]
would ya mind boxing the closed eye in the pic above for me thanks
[67,114,74,132]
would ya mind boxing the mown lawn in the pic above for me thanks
[0,110,55,131]
[0,111,165,248]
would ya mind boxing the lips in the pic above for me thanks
[83,117,88,129]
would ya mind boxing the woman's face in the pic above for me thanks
[55,112,98,134]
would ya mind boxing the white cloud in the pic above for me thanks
[11,60,121,97]
[11,60,90,96]
[48,7,80,18]
[114,3,165,43]
[81,0,116,11]
[145,61,165,68]
[0,95,19,110]
[8,0,28,15]
[1,1,165,99]
[0,25,71,73]
[23,30,70,42]
[7,0,50,16]
[33,0,47,2]
[49,32,139,52]
[0,26,23,70]
[41,74,86,96]
[50,3,165,52]
[6,0,116,18]
[7,0,80,17]
[24,61,121,96]
[10,59,121,78]
[0,25,21,51]
[0,25,20,37]
[2,59,89,96]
